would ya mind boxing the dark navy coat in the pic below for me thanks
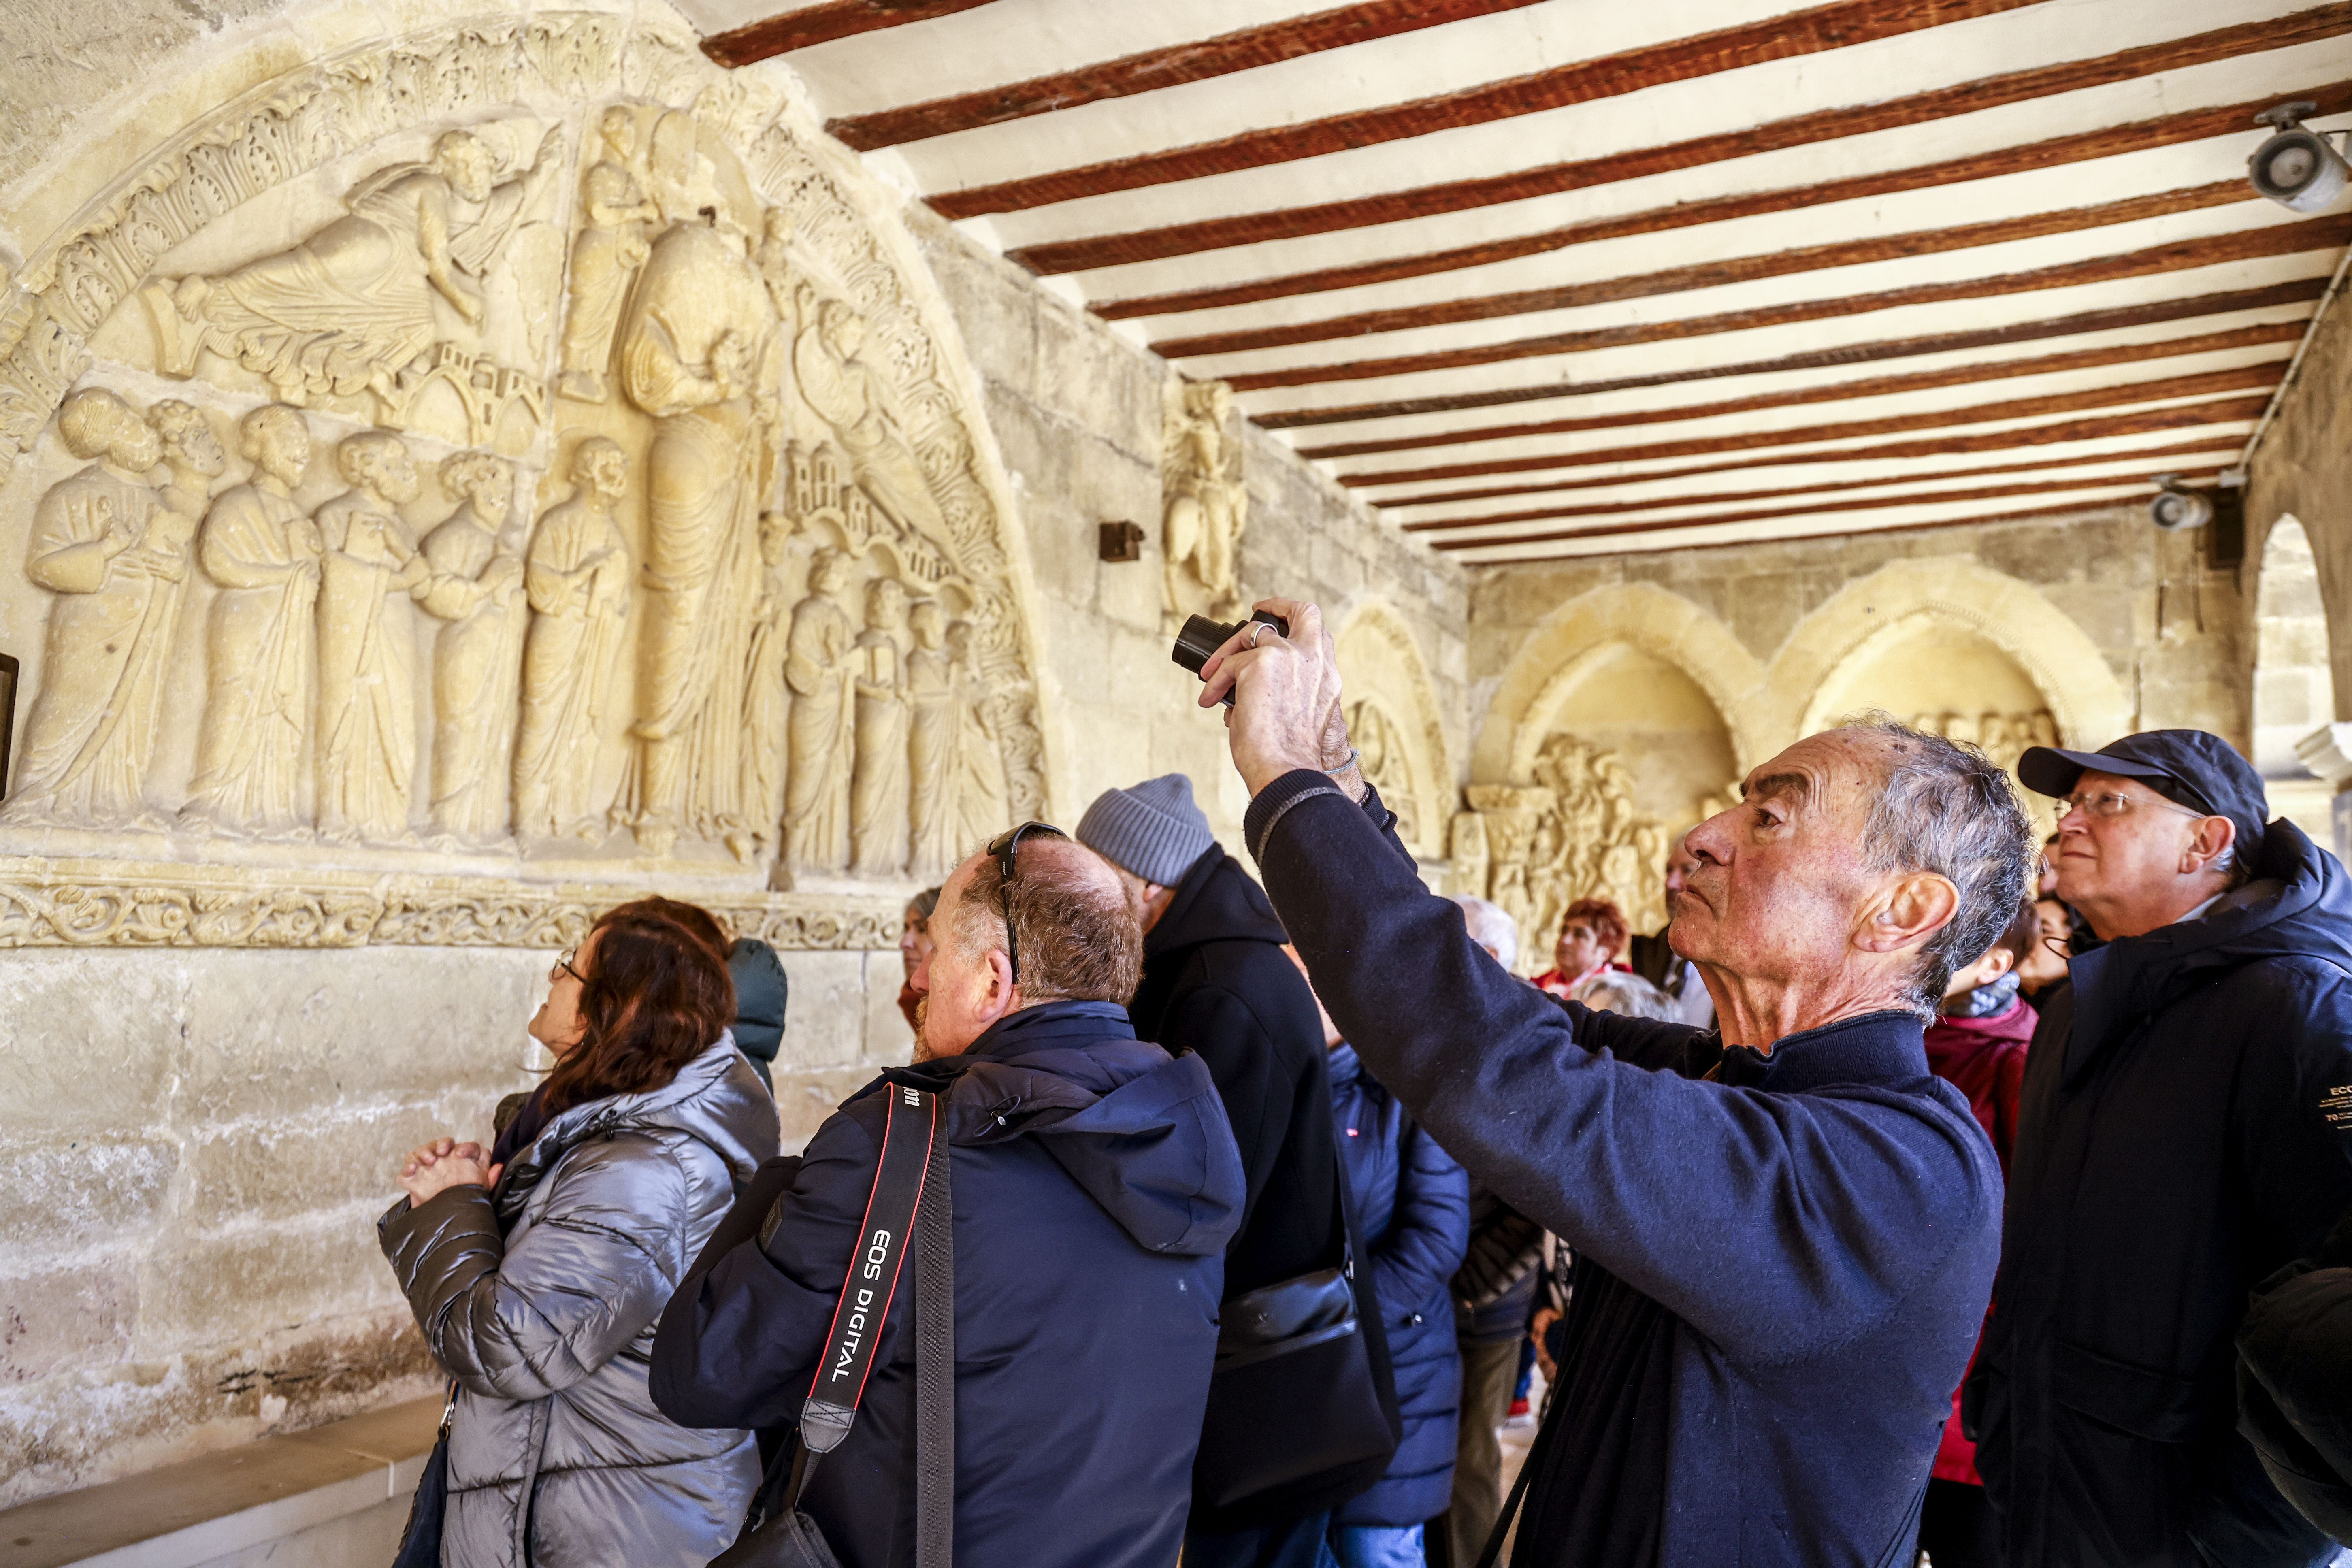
[650,1001,1245,1568]
[1971,820,2352,1568]
[1243,773,2002,1568]
[1327,1043,1470,1527]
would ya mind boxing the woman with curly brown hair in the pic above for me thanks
[1530,897,1630,1000]
[379,895,780,1568]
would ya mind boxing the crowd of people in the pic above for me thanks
[377,594,2352,1568]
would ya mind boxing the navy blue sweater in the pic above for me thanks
[1244,773,2003,1568]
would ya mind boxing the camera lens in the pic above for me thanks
[1171,611,1291,707]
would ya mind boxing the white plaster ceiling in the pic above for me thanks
[699,0,2352,561]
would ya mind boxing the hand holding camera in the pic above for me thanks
[1172,597,1359,800]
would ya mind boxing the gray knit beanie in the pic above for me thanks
[1077,773,1215,887]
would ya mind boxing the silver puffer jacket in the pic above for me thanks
[381,1038,780,1568]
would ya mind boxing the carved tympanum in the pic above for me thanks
[1467,735,1676,963]
[0,30,1053,945]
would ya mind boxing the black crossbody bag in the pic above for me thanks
[714,1082,955,1568]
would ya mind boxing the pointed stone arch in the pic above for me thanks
[1474,581,1770,785]
[1775,558,2129,749]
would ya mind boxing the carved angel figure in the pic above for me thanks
[416,451,528,845]
[144,127,558,406]
[557,108,659,403]
[1163,379,1246,620]
[3,389,181,826]
[315,430,428,843]
[793,291,944,541]
[620,213,777,857]
[905,599,958,882]
[183,404,321,835]
[515,438,632,841]
[784,547,858,876]
[851,576,912,875]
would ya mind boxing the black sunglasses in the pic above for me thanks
[985,821,1067,986]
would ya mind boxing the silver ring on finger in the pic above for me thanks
[1245,623,1266,649]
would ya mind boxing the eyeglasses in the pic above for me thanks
[551,946,587,985]
[985,821,1067,986]
[2055,789,2208,823]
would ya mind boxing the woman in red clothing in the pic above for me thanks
[1917,895,2043,1568]
[1530,897,1630,998]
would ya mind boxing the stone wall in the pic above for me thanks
[1454,503,2254,955]
[0,0,1465,1507]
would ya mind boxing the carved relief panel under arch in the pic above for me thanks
[0,15,1047,945]
[1334,603,1452,862]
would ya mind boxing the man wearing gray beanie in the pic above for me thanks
[1078,774,1397,1562]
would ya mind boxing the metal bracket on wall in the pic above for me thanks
[1099,520,1145,562]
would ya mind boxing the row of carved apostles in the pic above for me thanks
[4,387,1008,881]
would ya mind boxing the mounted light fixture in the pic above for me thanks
[2149,473,2214,533]
[2250,102,2350,213]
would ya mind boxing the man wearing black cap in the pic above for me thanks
[1969,729,2352,1568]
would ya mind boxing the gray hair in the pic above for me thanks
[1449,894,1518,970]
[1843,714,2038,1017]
[1572,970,1678,1020]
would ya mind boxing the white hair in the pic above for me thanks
[1572,971,1678,1021]
[1449,894,1518,970]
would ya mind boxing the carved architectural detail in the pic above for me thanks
[1347,699,1419,850]
[1466,735,1677,964]
[0,17,1050,944]
[1162,379,1247,626]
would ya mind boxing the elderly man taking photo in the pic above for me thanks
[1969,732,2352,1568]
[1195,599,2028,1568]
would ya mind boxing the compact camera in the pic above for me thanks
[1171,611,1290,707]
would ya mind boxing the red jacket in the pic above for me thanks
[1923,994,2035,1485]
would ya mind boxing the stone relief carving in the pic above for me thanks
[1163,379,1246,627]
[1466,735,1675,965]
[514,437,632,840]
[0,19,1052,944]
[1913,707,2062,828]
[1346,698,1419,851]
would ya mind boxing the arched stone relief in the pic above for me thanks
[1334,600,1453,860]
[0,12,1051,946]
[2252,515,2337,840]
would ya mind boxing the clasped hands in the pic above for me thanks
[399,1136,503,1208]
[1192,597,1362,802]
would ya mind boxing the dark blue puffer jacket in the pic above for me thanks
[650,1001,1245,1568]
[1327,1043,1470,1526]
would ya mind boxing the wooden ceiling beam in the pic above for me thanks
[1102,86,2352,321]
[1374,396,2269,507]
[703,0,997,68]
[1299,321,2298,459]
[1395,441,2248,530]
[1448,492,2209,558]
[1155,182,2248,360]
[1341,364,2277,488]
[931,0,2043,219]
[1255,280,2329,428]
[1230,217,2352,392]
[1425,467,2223,549]
[1010,3,2352,275]
[826,0,1544,150]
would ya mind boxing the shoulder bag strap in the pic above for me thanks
[790,1082,939,1497]
[914,1106,954,1568]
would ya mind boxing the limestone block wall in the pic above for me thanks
[1457,504,2252,953]
[0,0,1466,1509]
[2247,275,2352,726]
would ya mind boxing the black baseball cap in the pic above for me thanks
[2016,729,2268,860]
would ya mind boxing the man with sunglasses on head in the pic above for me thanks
[651,824,1246,1568]
[1967,731,2352,1568]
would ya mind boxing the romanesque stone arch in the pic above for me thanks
[1334,598,1455,859]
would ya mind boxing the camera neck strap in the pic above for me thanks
[801,1082,938,1455]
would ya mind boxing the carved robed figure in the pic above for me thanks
[784,547,857,875]
[416,451,527,844]
[315,429,428,843]
[515,437,632,840]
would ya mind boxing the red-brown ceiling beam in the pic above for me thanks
[826,0,1545,149]
[1256,280,2330,429]
[1228,217,2352,392]
[1009,4,2352,275]
[1344,364,2278,488]
[1100,86,2352,321]
[1375,396,2269,508]
[1443,490,2207,556]
[1302,322,2298,460]
[1396,441,2248,530]
[1155,183,2248,360]
[1426,467,2223,549]
[703,0,997,67]
[931,0,2047,219]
